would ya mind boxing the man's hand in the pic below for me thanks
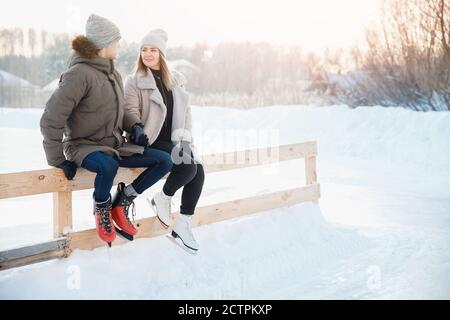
[56,160,77,180]
[130,123,149,146]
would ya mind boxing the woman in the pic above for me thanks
[124,29,205,252]
[40,15,173,246]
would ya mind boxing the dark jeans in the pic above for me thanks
[151,140,205,216]
[81,146,173,202]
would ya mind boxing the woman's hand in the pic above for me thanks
[130,123,149,146]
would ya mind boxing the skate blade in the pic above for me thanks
[166,234,198,256]
[148,197,170,229]
[116,228,134,241]
[96,235,112,247]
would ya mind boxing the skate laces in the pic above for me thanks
[122,197,136,225]
[131,201,136,223]
[98,204,113,233]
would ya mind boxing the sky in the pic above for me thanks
[0,0,381,52]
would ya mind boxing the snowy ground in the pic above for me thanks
[0,105,449,299]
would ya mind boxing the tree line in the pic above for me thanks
[1,0,449,111]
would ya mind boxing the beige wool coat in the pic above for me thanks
[124,69,201,164]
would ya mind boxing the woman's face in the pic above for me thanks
[141,45,160,69]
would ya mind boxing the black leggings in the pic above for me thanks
[150,140,205,216]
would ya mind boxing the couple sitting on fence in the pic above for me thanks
[39,14,204,253]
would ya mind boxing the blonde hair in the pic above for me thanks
[134,49,174,90]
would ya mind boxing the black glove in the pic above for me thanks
[56,160,77,180]
[130,123,149,146]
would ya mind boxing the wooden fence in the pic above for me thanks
[0,141,320,270]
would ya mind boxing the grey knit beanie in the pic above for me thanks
[85,14,121,49]
[140,29,168,57]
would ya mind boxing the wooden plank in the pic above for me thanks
[305,155,317,185]
[0,142,317,200]
[0,238,68,271]
[193,183,320,226]
[53,191,73,238]
[203,141,317,173]
[0,249,66,271]
[69,184,320,251]
[0,167,148,200]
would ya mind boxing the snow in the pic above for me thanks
[0,70,38,89]
[0,203,373,299]
[0,104,449,299]
[41,78,60,92]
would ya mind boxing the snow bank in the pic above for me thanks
[0,70,38,89]
[1,104,449,172]
[0,104,449,299]
[0,202,371,299]
[190,104,450,171]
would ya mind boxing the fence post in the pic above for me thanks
[53,191,72,238]
[305,155,317,185]
[305,147,318,203]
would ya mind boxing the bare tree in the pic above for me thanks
[351,0,450,111]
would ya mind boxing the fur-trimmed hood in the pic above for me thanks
[72,35,100,59]
[69,35,116,74]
